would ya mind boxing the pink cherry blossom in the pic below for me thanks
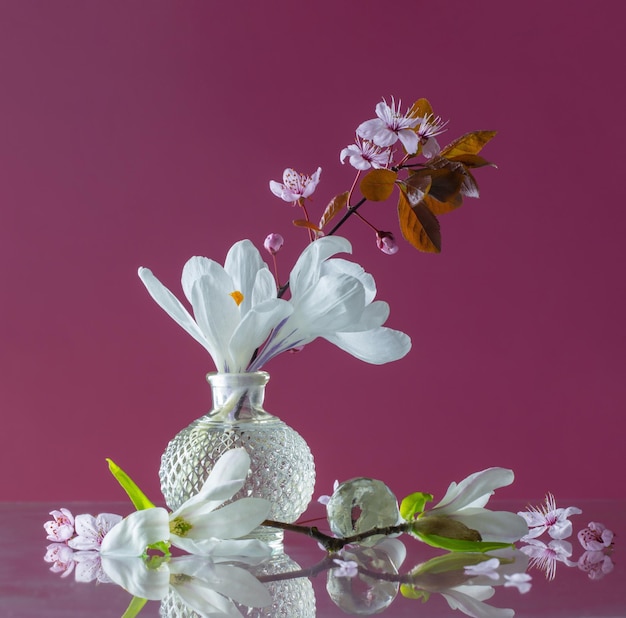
[357,98,420,154]
[264,233,284,255]
[376,231,399,255]
[578,521,614,551]
[340,137,392,170]
[68,512,122,551]
[577,550,614,580]
[416,114,448,159]
[270,167,322,204]
[44,508,75,543]
[518,493,581,540]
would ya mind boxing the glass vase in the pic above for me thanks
[159,371,315,547]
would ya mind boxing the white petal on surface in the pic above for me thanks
[433,468,514,514]
[451,509,529,543]
[172,581,243,618]
[175,537,272,559]
[173,448,251,518]
[100,556,170,600]
[138,268,212,353]
[185,498,271,540]
[324,327,411,364]
[442,585,514,618]
[100,508,169,556]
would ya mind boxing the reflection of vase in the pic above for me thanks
[159,371,315,547]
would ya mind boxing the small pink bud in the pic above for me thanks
[264,233,284,255]
[376,231,398,255]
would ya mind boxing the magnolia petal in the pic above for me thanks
[138,268,212,354]
[433,468,515,515]
[173,448,251,518]
[442,585,514,618]
[289,236,352,300]
[451,509,529,543]
[184,498,271,541]
[100,556,169,600]
[175,537,272,558]
[172,580,243,618]
[100,508,169,557]
[324,327,411,364]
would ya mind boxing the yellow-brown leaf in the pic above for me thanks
[360,169,398,202]
[409,98,434,120]
[318,191,349,229]
[397,189,441,253]
[293,219,322,233]
[405,168,464,215]
[440,131,497,158]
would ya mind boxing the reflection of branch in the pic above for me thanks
[262,519,410,552]
[256,556,334,583]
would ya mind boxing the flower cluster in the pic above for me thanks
[517,495,615,580]
[139,236,411,373]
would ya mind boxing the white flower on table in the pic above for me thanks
[100,448,271,557]
[68,512,122,551]
[517,493,582,541]
[138,240,292,373]
[248,236,411,369]
[421,468,529,543]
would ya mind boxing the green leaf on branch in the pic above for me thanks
[410,551,494,576]
[106,458,155,511]
[360,169,398,201]
[319,191,349,229]
[400,492,433,520]
[293,219,323,233]
[440,130,497,158]
[413,530,512,553]
[397,187,441,253]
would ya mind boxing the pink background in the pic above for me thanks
[1,2,624,504]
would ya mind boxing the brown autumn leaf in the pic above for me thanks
[292,219,323,233]
[318,191,349,229]
[360,168,398,202]
[405,168,465,215]
[447,153,496,169]
[409,98,434,120]
[440,130,497,158]
[427,157,482,199]
[397,188,441,253]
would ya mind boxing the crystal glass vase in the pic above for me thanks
[159,371,315,547]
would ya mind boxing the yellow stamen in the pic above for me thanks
[230,290,244,306]
[170,516,193,537]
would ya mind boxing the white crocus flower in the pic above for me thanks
[100,449,271,557]
[138,240,292,373]
[249,236,411,369]
[101,554,271,616]
[423,468,529,543]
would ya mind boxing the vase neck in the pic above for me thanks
[206,371,274,422]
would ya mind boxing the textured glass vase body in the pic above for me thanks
[159,371,315,546]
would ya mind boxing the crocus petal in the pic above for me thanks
[100,556,170,600]
[100,508,169,556]
[181,256,214,304]
[323,327,411,364]
[322,258,377,304]
[224,240,267,315]
[138,268,213,354]
[450,509,529,543]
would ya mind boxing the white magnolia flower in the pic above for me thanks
[340,137,392,170]
[101,554,271,615]
[423,468,529,543]
[441,584,514,618]
[138,240,292,373]
[270,167,322,204]
[248,236,411,369]
[100,449,271,557]
[518,493,582,540]
[68,512,122,551]
[357,98,421,154]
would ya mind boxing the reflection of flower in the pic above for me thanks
[578,521,614,550]
[577,550,614,580]
[101,554,271,612]
[270,167,322,204]
[518,493,582,540]
[249,236,411,369]
[503,573,532,594]
[520,538,576,580]
[68,513,122,551]
[101,448,271,557]
[44,543,76,577]
[44,508,75,543]
[332,558,359,578]
[440,585,514,618]
[139,240,292,373]
[357,98,420,154]
[422,468,528,543]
